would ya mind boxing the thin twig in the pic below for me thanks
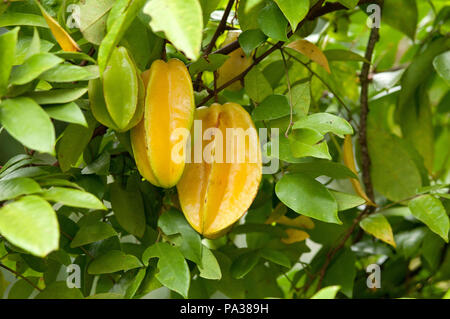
[280,49,294,137]
[0,262,42,292]
[203,0,236,56]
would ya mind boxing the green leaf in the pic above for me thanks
[230,250,260,279]
[36,282,83,299]
[360,214,396,247]
[0,13,48,28]
[368,129,422,201]
[42,187,106,210]
[422,230,445,270]
[260,248,291,268]
[398,38,449,116]
[372,69,405,91]
[409,195,449,242]
[293,113,353,137]
[291,82,310,116]
[273,0,309,31]
[142,242,190,298]
[8,277,39,299]
[10,53,63,85]
[330,190,366,211]
[289,128,331,160]
[189,54,229,75]
[311,285,341,299]
[257,1,289,41]
[143,0,203,60]
[252,94,290,121]
[275,173,340,224]
[158,209,202,264]
[238,0,266,31]
[98,0,147,72]
[0,178,42,201]
[244,67,273,103]
[433,51,450,85]
[0,27,19,96]
[45,102,87,126]
[324,49,369,63]
[88,250,143,274]
[0,97,55,154]
[395,227,427,258]
[110,179,146,238]
[198,246,222,280]
[382,0,417,39]
[238,29,267,57]
[39,64,98,83]
[78,0,116,45]
[70,221,117,248]
[57,114,95,172]
[322,248,356,298]
[28,87,88,105]
[124,268,146,299]
[0,195,59,257]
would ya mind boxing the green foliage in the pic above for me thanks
[0,0,449,300]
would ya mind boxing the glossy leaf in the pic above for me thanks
[88,250,142,274]
[143,0,203,60]
[0,196,59,257]
[275,173,340,224]
[70,221,117,248]
[42,187,106,210]
[0,178,42,201]
[142,242,190,298]
[0,27,19,96]
[360,214,396,247]
[273,0,309,31]
[10,53,63,85]
[45,102,87,127]
[409,195,449,242]
[110,180,146,238]
[0,97,55,154]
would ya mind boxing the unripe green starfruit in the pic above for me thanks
[130,58,195,188]
[177,102,262,238]
[89,46,143,131]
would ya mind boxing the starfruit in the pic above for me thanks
[216,30,253,91]
[89,46,143,132]
[177,103,262,238]
[130,58,195,188]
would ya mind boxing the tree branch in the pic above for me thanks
[209,0,376,57]
[306,1,383,293]
[358,4,382,205]
[0,262,42,292]
[199,0,328,105]
[203,0,236,56]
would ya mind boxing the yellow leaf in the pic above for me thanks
[282,229,309,244]
[35,0,80,52]
[265,202,287,224]
[286,39,331,73]
[265,203,315,229]
[342,135,376,207]
[277,216,315,230]
[360,214,396,248]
